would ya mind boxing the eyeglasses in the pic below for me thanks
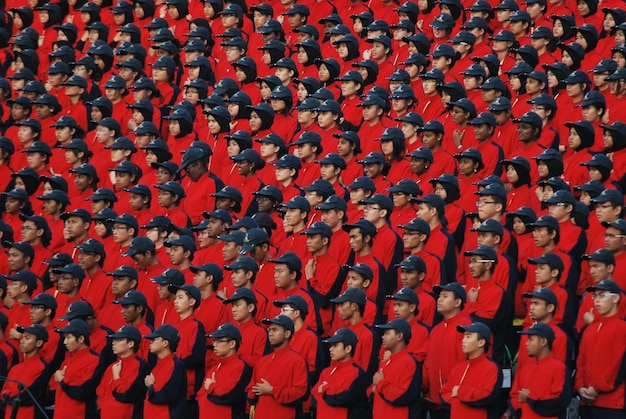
[468,259,495,265]
[214,338,233,343]
[280,307,296,312]
[476,201,496,207]
[598,204,614,209]
[591,292,616,300]
[604,233,626,239]
[548,202,569,207]
[29,305,46,310]
[112,226,129,230]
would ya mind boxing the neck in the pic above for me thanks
[157,350,172,359]
[443,309,461,320]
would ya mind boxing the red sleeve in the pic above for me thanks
[457,363,499,402]
[272,355,308,404]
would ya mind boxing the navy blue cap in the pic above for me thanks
[528,252,564,271]
[113,290,148,307]
[122,236,155,257]
[522,287,557,306]
[58,301,93,320]
[60,208,92,222]
[518,323,555,342]
[55,319,90,338]
[16,324,48,342]
[586,279,623,295]
[74,238,105,256]
[602,218,626,234]
[357,151,386,165]
[223,287,257,304]
[317,153,347,169]
[189,263,223,283]
[208,323,242,342]
[388,179,421,196]
[323,328,358,346]
[202,209,233,224]
[24,293,58,310]
[164,235,197,251]
[144,324,180,343]
[430,13,455,29]
[581,153,612,171]
[86,188,117,203]
[591,189,624,205]
[464,245,498,262]
[154,181,185,198]
[108,325,142,342]
[406,146,434,162]
[543,190,576,205]
[331,287,366,305]
[457,322,490,341]
[240,228,270,254]
[280,196,311,212]
[414,194,446,216]
[151,268,185,286]
[224,255,259,273]
[51,263,85,280]
[273,294,309,316]
[268,251,302,271]
[301,222,333,238]
[107,264,138,280]
[395,255,427,272]
[386,287,418,305]
[433,282,467,302]
[261,314,295,333]
[376,318,412,340]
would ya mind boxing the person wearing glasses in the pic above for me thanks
[463,245,507,364]
[197,323,252,418]
[576,279,626,419]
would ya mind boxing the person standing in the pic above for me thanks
[440,322,503,418]
[510,323,569,418]
[576,280,626,419]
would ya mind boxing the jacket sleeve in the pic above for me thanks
[179,321,206,369]
[458,361,503,408]
[273,356,309,405]
[60,354,104,401]
[147,359,187,405]
[526,365,570,417]
[113,358,148,404]
[377,356,421,406]
[5,359,49,407]
[207,363,252,406]
[322,365,368,407]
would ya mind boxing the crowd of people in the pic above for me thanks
[0,0,623,417]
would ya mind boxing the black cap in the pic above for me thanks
[208,323,242,341]
[375,318,412,340]
[457,322,490,341]
[323,328,358,346]
[518,322,555,342]
[144,324,180,343]
[522,287,557,306]
[55,318,90,337]
[261,314,295,333]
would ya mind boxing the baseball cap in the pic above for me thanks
[457,322,490,341]
[375,318,412,340]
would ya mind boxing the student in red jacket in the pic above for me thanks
[53,319,104,419]
[1,324,48,419]
[96,325,148,419]
[423,283,472,418]
[510,323,569,418]
[576,280,626,418]
[197,323,252,418]
[248,314,309,419]
[143,324,187,419]
[313,328,368,418]
[440,322,503,418]
[169,284,205,417]
[368,318,422,418]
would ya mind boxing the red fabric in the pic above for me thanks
[96,354,145,418]
[510,354,567,418]
[55,347,101,418]
[368,349,419,417]
[575,314,626,409]
[440,353,501,417]
[247,346,309,419]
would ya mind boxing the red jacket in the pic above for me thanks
[1,354,48,419]
[306,252,341,336]
[181,173,223,225]
[96,354,148,419]
[422,312,472,408]
[236,319,269,368]
[510,354,568,418]
[80,269,113,315]
[55,347,103,418]
[197,354,252,418]
[440,353,503,418]
[144,353,187,419]
[368,349,422,418]
[247,346,309,419]
[313,360,367,419]
[575,314,626,409]
[175,315,205,399]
